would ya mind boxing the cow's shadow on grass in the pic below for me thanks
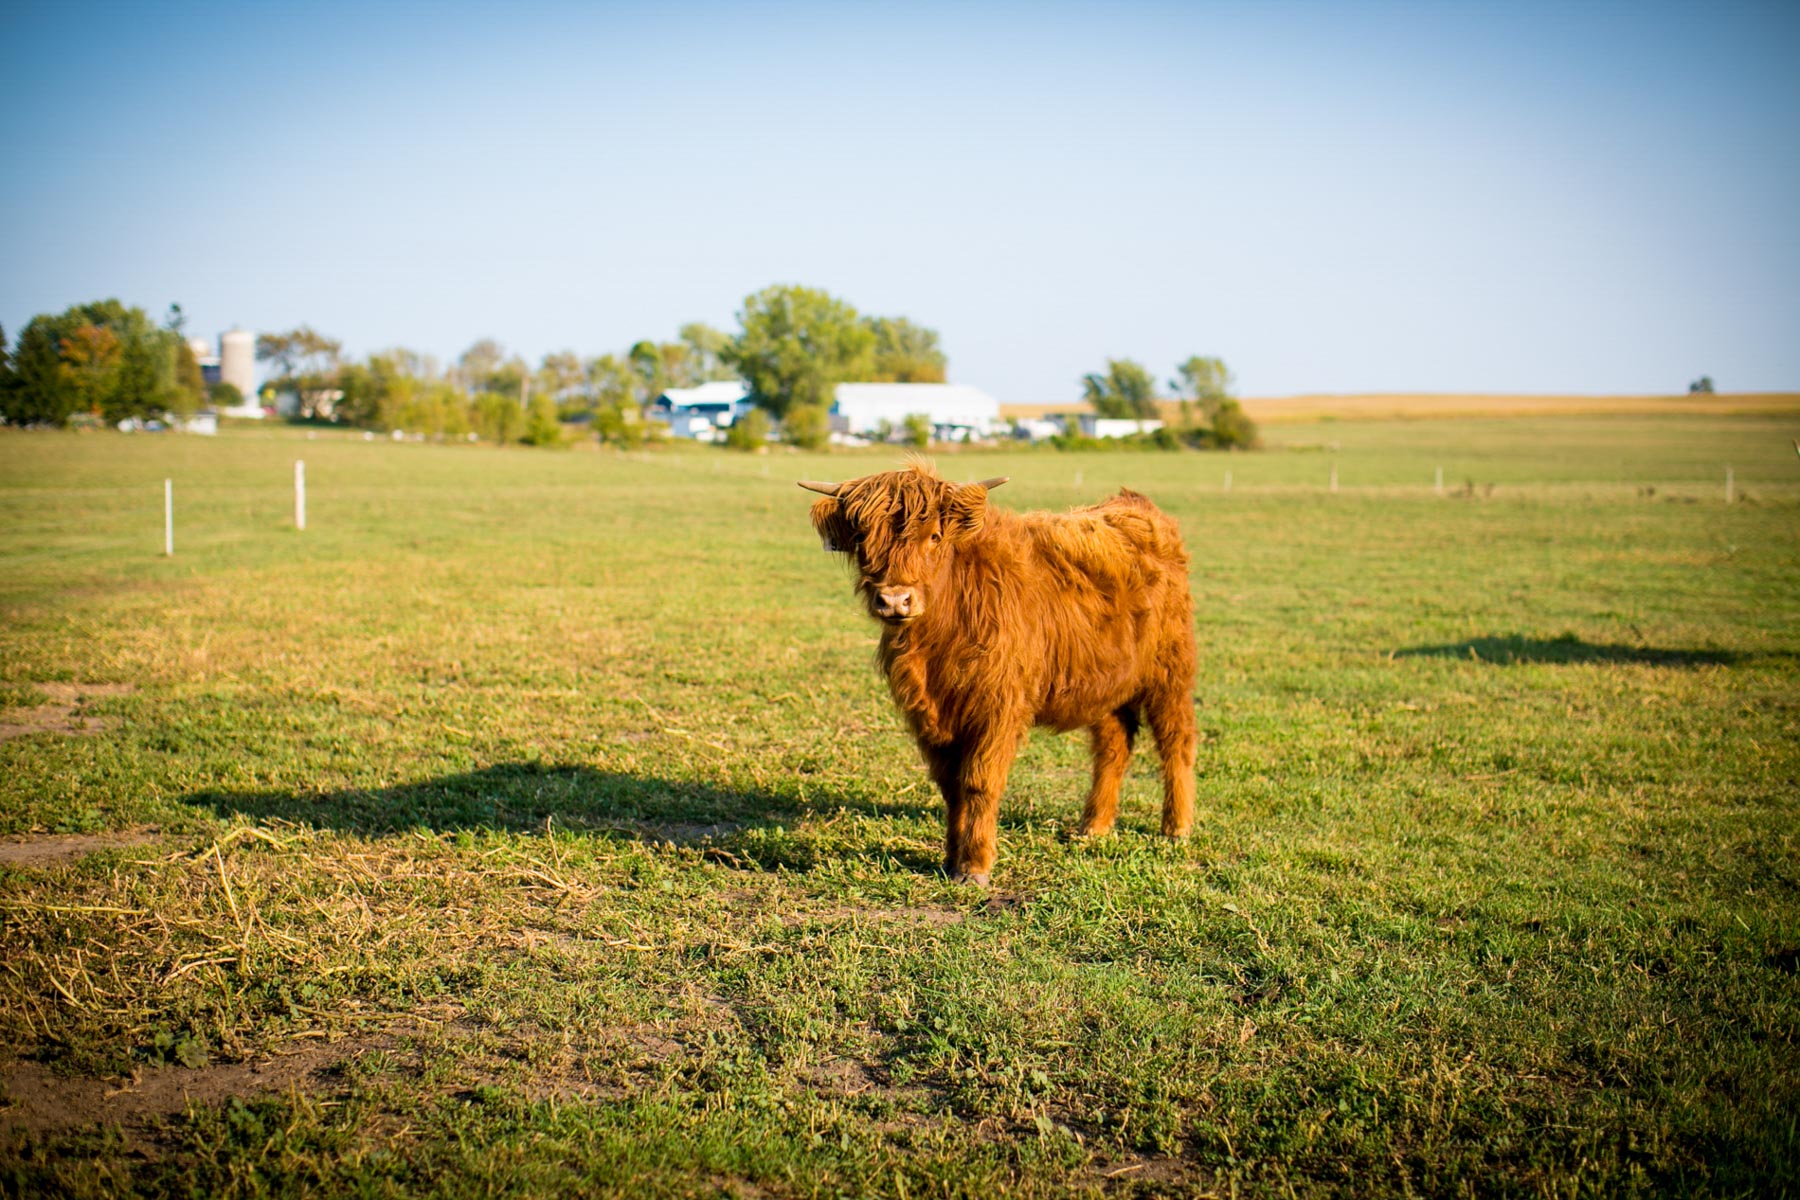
[1394,635,1754,667]
[182,763,946,876]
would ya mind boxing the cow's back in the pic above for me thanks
[1001,490,1192,730]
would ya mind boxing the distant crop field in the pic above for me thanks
[1233,391,1800,424]
[1,415,1797,1197]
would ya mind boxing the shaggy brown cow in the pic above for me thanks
[801,462,1197,885]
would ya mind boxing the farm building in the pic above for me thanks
[652,381,752,440]
[1076,415,1164,439]
[994,404,1161,441]
[831,383,1001,442]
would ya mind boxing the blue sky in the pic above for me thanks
[3,1,1796,399]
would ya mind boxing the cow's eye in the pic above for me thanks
[929,531,942,546]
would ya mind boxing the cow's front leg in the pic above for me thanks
[919,741,966,877]
[948,725,1021,886]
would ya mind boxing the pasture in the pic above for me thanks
[1,413,1797,1197]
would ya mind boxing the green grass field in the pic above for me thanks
[2,414,1797,1197]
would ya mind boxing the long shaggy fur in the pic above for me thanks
[808,461,1198,883]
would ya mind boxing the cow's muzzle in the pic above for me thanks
[873,586,920,622]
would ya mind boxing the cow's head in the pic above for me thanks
[800,462,1008,625]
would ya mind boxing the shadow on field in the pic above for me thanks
[1395,635,1748,667]
[181,763,945,875]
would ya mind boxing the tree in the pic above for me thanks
[472,391,525,445]
[5,318,78,424]
[537,350,585,414]
[726,284,875,419]
[488,357,529,403]
[111,317,189,421]
[0,300,192,424]
[1171,355,1234,423]
[57,324,122,417]
[1166,354,1258,449]
[724,407,770,451]
[585,353,635,409]
[457,339,506,392]
[0,325,12,418]
[521,390,564,446]
[782,403,832,450]
[209,381,244,410]
[678,322,738,382]
[866,316,947,383]
[257,326,344,419]
[594,403,645,449]
[1206,399,1259,449]
[1689,375,1715,395]
[1082,358,1158,419]
[902,412,932,448]
[627,340,666,418]
[172,339,205,412]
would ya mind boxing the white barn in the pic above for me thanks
[832,383,1001,442]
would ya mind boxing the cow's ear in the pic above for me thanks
[946,483,989,541]
[810,496,854,554]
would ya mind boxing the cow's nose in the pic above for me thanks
[877,588,913,616]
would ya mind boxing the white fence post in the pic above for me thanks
[1725,465,1734,504]
[1329,463,1338,494]
[1223,469,1232,493]
[164,479,173,556]
[1435,465,1444,495]
[295,460,306,531]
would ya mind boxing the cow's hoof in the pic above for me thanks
[950,870,991,887]
[1072,822,1114,840]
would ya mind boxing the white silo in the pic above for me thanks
[220,329,256,399]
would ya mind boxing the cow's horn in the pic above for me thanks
[797,480,842,496]
[975,476,1009,490]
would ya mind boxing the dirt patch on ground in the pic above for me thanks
[0,682,135,743]
[982,892,1028,916]
[0,829,162,868]
[0,1037,355,1143]
[802,1058,880,1095]
[36,683,136,704]
[1082,1153,1207,1192]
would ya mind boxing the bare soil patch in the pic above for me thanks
[36,683,135,703]
[1083,1153,1208,1193]
[0,829,161,867]
[0,1037,355,1143]
[0,682,135,743]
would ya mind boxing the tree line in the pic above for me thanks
[237,284,950,449]
[0,301,211,426]
[1080,355,1258,448]
[1,284,1252,450]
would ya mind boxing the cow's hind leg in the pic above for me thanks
[1076,708,1138,838]
[1145,686,1197,837]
